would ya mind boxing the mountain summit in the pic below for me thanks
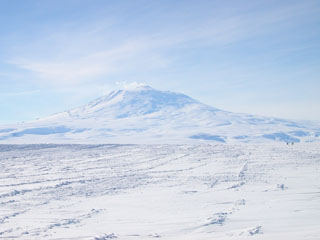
[0,86,319,143]
[72,86,209,119]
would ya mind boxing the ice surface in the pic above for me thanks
[0,126,71,140]
[262,132,300,143]
[190,134,225,142]
[0,143,319,239]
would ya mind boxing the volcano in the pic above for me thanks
[0,85,319,143]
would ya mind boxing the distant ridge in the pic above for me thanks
[0,85,319,144]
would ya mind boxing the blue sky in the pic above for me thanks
[1,0,319,123]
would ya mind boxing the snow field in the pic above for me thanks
[0,143,319,239]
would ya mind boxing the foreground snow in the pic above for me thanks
[0,143,319,239]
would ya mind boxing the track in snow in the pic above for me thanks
[0,144,319,239]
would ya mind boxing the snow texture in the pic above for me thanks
[0,143,319,239]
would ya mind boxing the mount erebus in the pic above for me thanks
[1,86,319,143]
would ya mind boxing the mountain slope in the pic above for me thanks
[0,86,319,143]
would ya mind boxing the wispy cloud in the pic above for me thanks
[6,0,319,87]
[1,0,319,122]
[1,90,41,96]
[9,35,175,86]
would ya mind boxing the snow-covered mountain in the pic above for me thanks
[1,85,319,143]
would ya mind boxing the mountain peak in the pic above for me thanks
[118,82,153,92]
[83,85,202,119]
[1,84,319,144]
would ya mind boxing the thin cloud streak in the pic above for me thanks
[0,90,41,96]
[7,1,318,86]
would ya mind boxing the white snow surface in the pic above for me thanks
[0,143,319,239]
[1,86,319,144]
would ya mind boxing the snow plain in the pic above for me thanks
[1,143,319,239]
